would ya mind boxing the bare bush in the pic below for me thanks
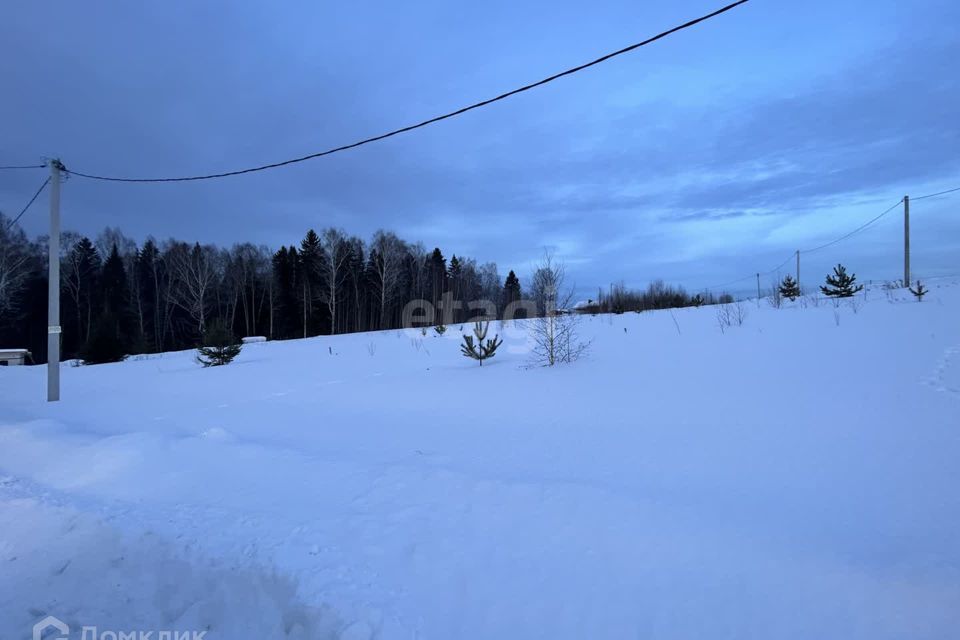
[732,300,748,326]
[716,305,732,333]
[410,337,429,355]
[768,281,783,309]
[716,300,747,333]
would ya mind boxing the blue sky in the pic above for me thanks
[1,0,958,294]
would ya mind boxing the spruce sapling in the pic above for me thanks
[196,320,242,367]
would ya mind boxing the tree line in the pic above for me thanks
[0,215,519,364]
[576,280,734,315]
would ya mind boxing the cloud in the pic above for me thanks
[1,0,958,293]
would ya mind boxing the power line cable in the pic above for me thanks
[702,272,755,292]
[763,252,795,275]
[63,0,750,184]
[802,199,903,254]
[3,177,50,232]
[912,185,960,201]
[700,195,905,292]
[0,164,46,170]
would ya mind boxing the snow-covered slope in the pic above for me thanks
[2,282,959,639]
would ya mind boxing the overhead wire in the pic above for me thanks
[911,185,960,201]
[62,0,750,183]
[3,177,50,232]
[802,199,903,255]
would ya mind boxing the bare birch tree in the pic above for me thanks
[318,228,351,334]
[528,251,589,366]
[369,230,406,329]
[168,242,219,336]
[0,215,32,318]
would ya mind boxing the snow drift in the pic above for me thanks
[2,281,959,639]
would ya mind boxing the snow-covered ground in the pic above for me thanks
[2,282,960,639]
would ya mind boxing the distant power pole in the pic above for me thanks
[47,159,63,402]
[796,250,800,294]
[756,273,761,305]
[903,195,910,287]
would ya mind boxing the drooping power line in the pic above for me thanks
[912,184,960,201]
[0,164,46,170]
[802,199,903,254]
[702,272,755,292]
[763,252,795,275]
[63,0,750,184]
[3,177,51,232]
[702,195,908,292]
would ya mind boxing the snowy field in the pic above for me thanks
[2,282,960,639]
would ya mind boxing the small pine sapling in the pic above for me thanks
[690,294,704,308]
[820,263,864,298]
[778,274,800,301]
[434,324,447,336]
[909,281,927,301]
[196,320,242,367]
[460,320,502,366]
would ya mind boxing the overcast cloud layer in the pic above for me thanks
[2,0,958,294]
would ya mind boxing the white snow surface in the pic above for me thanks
[2,282,960,639]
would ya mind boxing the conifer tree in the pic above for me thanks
[502,270,522,316]
[135,239,162,351]
[64,237,102,350]
[298,230,323,337]
[448,255,461,280]
[690,293,704,308]
[778,274,801,301]
[426,248,447,324]
[909,281,927,301]
[460,320,502,366]
[447,255,463,322]
[101,244,130,316]
[81,312,127,364]
[196,319,242,367]
[820,264,864,298]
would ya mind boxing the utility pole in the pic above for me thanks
[47,159,63,402]
[756,272,761,306]
[903,195,910,287]
[796,250,800,294]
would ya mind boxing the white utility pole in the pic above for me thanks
[903,195,910,287]
[47,159,63,402]
[796,250,801,295]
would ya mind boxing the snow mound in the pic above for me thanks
[0,493,343,640]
